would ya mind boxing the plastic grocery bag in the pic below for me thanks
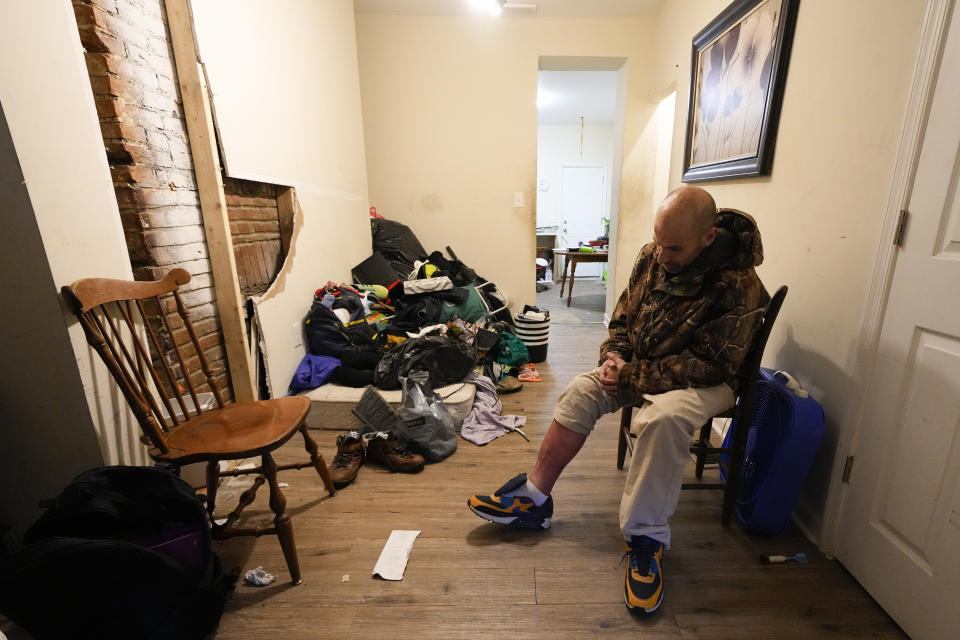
[397,378,457,462]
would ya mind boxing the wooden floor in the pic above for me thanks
[205,324,905,640]
[0,324,905,639]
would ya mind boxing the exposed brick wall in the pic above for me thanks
[223,177,283,297]
[73,0,233,402]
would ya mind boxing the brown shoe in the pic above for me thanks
[330,430,364,488]
[363,430,425,473]
[495,375,523,395]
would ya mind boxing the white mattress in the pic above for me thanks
[300,382,476,430]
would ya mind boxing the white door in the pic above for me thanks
[560,165,605,277]
[835,7,960,639]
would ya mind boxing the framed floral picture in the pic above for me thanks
[682,0,799,182]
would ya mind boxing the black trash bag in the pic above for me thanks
[374,333,477,391]
[371,218,428,277]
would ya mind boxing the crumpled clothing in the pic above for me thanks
[460,372,527,445]
[289,353,341,391]
[518,310,547,321]
[244,566,277,586]
[404,276,453,295]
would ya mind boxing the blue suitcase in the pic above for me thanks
[721,368,825,534]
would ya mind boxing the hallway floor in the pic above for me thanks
[535,275,607,325]
[202,324,904,639]
[0,325,906,639]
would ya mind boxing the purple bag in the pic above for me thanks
[289,353,341,391]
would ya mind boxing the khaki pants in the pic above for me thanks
[554,369,734,548]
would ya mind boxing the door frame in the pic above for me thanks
[821,0,954,555]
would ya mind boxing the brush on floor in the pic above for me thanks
[352,385,400,433]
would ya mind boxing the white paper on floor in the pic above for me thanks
[372,530,420,580]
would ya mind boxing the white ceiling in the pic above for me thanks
[537,70,618,125]
[354,0,666,17]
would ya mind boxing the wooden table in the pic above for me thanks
[553,249,609,307]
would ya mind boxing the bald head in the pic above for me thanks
[657,186,717,234]
[652,186,718,273]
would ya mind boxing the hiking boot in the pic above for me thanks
[623,535,664,613]
[363,431,425,473]
[467,472,552,530]
[329,430,364,488]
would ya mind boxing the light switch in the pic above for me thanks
[514,191,525,208]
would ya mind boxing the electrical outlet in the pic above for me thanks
[514,191,524,208]
[292,322,302,348]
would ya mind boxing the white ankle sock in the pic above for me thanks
[505,478,549,506]
[524,480,549,506]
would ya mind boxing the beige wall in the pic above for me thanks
[356,15,659,315]
[647,0,927,539]
[0,0,144,535]
[192,0,371,395]
[537,122,616,230]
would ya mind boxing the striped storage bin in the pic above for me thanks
[515,306,550,363]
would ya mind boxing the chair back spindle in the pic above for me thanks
[61,269,224,453]
[173,291,224,409]
[136,297,188,425]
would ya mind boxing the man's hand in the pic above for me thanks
[598,352,626,396]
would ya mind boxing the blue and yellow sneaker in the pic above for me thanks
[467,473,553,530]
[623,535,664,613]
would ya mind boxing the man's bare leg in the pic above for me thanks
[528,419,587,494]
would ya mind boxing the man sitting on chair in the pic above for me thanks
[467,185,769,613]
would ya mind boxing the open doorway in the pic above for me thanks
[535,63,624,325]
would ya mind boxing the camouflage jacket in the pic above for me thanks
[600,209,769,405]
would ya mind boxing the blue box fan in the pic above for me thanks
[720,368,825,534]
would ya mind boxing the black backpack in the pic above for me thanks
[0,466,234,640]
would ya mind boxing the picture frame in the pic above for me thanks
[681,0,799,182]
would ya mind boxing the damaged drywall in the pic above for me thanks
[190,0,371,396]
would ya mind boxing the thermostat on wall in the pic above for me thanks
[538,178,551,191]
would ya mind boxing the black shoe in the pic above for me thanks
[623,535,664,613]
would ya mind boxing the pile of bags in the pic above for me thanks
[289,216,529,394]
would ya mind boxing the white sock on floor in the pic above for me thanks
[505,478,549,506]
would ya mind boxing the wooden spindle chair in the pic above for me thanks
[616,285,787,526]
[62,268,336,585]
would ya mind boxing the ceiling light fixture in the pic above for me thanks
[469,0,537,17]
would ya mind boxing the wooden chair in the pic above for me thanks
[616,285,787,526]
[61,268,336,585]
